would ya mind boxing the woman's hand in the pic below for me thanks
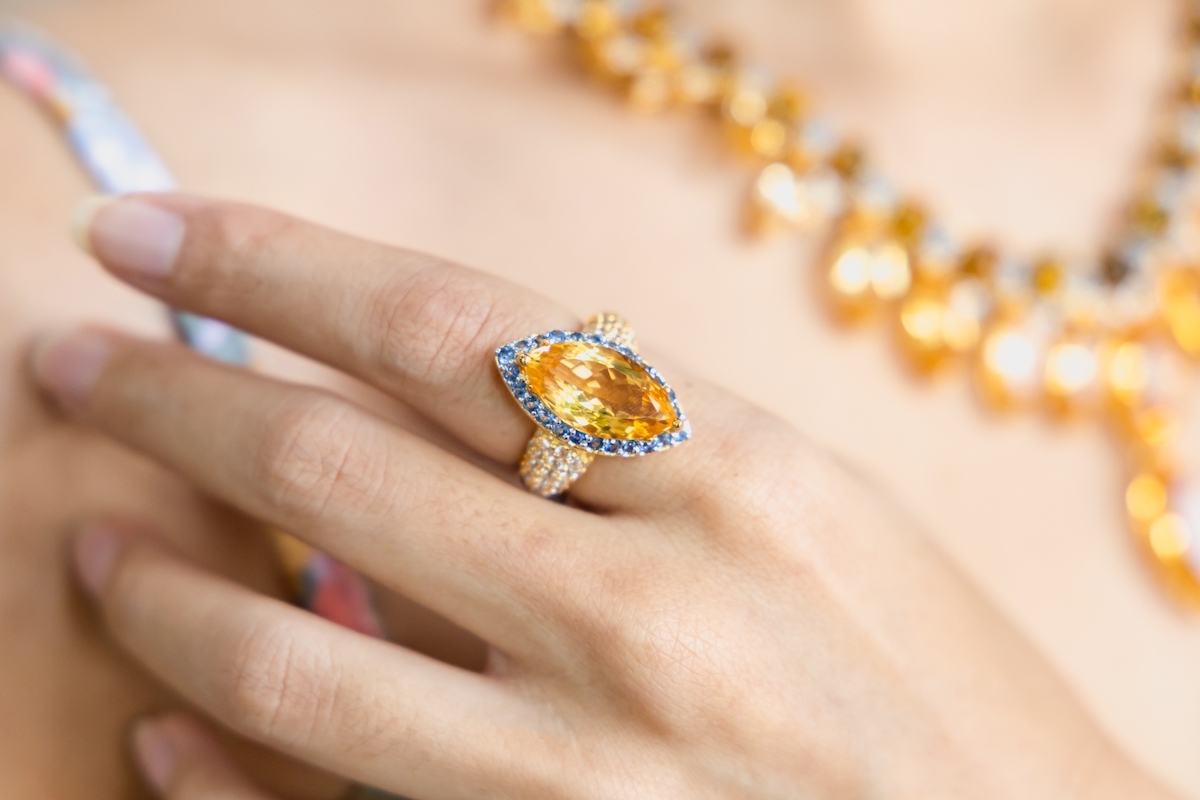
[34,194,1175,799]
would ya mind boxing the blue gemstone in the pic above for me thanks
[546,330,565,343]
[603,440,619,454]
[498,345,515,361]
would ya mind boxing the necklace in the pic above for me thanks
[497,0,1200,604]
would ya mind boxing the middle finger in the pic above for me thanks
[33,328,595,652]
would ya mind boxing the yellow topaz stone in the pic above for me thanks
[523,341,677,440]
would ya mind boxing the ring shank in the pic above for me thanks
[520,429,596,497]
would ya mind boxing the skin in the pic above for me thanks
[34,192,1185,798]
[0,0,1197,796]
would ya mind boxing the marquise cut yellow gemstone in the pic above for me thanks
[523,341,677,440]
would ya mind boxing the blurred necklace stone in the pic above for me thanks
[496,0,1200,606]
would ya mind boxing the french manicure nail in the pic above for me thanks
[71,195,185,279]
[132,719,178,794]
[74,524,123,597]
[31,330,112,408]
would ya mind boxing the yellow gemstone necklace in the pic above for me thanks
[497,0,1200,603]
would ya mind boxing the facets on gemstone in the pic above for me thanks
[520,340,679,440]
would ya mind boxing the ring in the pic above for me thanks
[495,313,691,497]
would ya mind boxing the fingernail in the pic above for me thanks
[31,330,112,408]
[72,195,185,279]
[132,718,178,794]
[74,524,123,597]
[70,195,115,256]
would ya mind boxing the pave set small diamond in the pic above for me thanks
[519,429,598,498]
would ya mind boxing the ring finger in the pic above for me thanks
[84,524,555,799]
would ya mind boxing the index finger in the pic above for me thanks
[76,193,704,507]
[76,193,572,466]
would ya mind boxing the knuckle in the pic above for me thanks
[186,203,296,289]
[485,513,605,606]
[683,420,819,522]
[252,395,383,521]
[220,617,338,746]
[570,572,733,716]
[367,261,513,389]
